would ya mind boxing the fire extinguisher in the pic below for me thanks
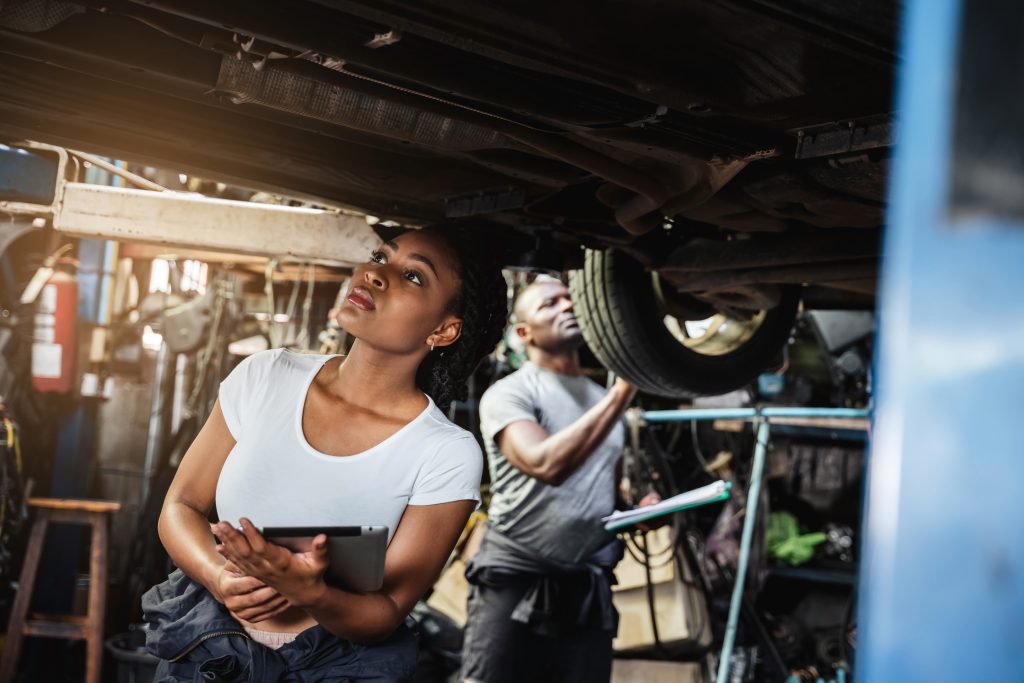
[30,265,77,394]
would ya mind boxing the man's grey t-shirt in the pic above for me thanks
[479,362,625,563]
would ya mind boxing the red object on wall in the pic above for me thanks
[31,270,77,393]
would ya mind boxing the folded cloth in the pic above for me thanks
[464,525,623,637]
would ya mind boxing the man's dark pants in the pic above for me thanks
[460,575,614,683]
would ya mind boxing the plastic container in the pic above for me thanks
[105,628,159,683]
[757,373,786,399]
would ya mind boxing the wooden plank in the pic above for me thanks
[119,243,355,283]
[27,498,121,513]
[713,417,869,432]
[712,419,746,433]
[22,620,87,640]
[85,513,109,683]
[0,517,49,682]
[612,659,703,683]
[767,416,869,430]
[26,613,89,625]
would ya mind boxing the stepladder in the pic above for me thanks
[0,498,121,683]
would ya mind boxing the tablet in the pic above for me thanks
[261,525,388,593]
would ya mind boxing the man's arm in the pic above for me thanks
[497,378,635,486]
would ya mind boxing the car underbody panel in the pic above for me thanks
[0,0,896,318]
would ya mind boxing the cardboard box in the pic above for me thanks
[612,526,712,653]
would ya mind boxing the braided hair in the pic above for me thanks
[414,224,509,412]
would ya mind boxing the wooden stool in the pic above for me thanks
[0,498,121,683]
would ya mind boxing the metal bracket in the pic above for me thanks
[51,182,379,266]
[444,186,525,218]
[794,115,893,160]
[3,141,381,266]
[0,140,74,219]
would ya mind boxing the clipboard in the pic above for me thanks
[602,480,732,532]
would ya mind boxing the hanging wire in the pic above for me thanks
[264,259,278,348]
[185,279,228,412]
[295,264,316,349]
[623,532,678,569]
[675,526,712,648]
[691,420,710,471]
[637,531,669,658]
[282,262,304,345]
[664,421,685,459]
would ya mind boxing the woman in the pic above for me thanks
[143,224,508,681]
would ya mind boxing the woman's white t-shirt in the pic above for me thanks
[215,349,482,544]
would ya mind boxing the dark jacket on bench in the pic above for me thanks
[141,569,417,682]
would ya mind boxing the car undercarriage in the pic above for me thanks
[0,0,898,396]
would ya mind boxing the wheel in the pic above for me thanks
[568,248,799,398]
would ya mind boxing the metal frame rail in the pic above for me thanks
[639,407,870,683]
[1,141,380,267]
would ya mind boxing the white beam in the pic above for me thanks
[53,182,379,267]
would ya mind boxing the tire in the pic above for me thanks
[568,248,800,398]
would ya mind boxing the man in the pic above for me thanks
[461,277,649,683]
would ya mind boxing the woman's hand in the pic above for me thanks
[211,558,291,623]
[212,519,330,608]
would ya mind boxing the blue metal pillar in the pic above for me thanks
[856,0,1024,680]
[33,237,105,619]
[35,165,113,616]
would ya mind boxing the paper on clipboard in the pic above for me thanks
[602,480,732,531]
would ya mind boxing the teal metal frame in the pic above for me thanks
[640,407,869,683]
